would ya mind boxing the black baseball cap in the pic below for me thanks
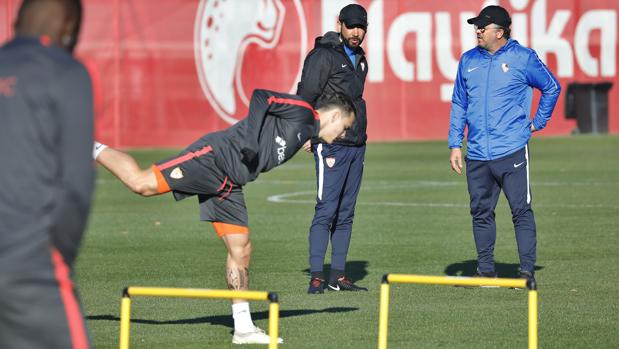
[339,4,367,29]
[467,5,511,28]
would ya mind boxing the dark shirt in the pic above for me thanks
[191,89,318,186]
[297,31,368,146]
[0,36,94,267]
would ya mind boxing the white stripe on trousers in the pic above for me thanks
[317,143,324,200]
[526,145,531,204]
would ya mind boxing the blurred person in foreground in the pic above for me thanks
[448,5,560,285]
[0,0,94,348]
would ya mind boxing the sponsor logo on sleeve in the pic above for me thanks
[275,136,287,164]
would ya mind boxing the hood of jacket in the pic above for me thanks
[315,31,341,49]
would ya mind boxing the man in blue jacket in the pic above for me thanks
[448,5,561,284]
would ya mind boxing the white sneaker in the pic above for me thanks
[232,326,283,345]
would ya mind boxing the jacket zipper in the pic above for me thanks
[343,52,356,74]
[484,55,493,160]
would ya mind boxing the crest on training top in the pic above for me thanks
[501,63,509,73]
[325,157,336,168]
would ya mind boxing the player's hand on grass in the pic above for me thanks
[450,148,463,174]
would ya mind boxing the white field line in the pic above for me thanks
[267,191,467,208]
[97,178,616,187]
[266,190,619,210]
[267,181,619,209]
[95,178,618,209]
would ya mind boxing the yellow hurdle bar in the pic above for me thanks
[378,274,537,349]
[529,290,538,349]
[119,287,279,349]
[268,300,280,348]
[119,296,131,349]
[377,282,391,349]
[127,286,270,301]
[387,273,527,289]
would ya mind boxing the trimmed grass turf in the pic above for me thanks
[79,135,619,348]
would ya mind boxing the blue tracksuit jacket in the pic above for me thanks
[448,39,561,160]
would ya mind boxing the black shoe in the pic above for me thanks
[474,270,498,278]
[327,277,368,292]
[518,270,536,289]
[307,278,325,294]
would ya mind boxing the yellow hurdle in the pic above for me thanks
[377,274,538,349]
[377,283,391,349]
[528,289,538,349]
[119,287,280,349]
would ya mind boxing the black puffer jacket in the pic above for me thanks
[297,31,368,146]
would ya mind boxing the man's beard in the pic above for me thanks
[343,36,363,49]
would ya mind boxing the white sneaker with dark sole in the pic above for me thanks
[232,326,283,345]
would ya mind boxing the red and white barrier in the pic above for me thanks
[1,0,616,146]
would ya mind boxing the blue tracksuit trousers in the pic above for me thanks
[466,145,537,273]
[308,143,365,277]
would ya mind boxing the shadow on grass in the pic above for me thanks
[301,260,369,282]
[444,259,544,278]
[87,307,358,328]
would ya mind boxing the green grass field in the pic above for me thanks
[79,135,619,348]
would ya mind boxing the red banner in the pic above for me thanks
[2,0,617,147]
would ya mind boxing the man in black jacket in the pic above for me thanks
[297,4,369,293]
[94,90,354,345]
[0,1,94,348]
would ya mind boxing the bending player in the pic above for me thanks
[94,89,355,345]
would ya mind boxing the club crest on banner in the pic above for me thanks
[194,0,307,124]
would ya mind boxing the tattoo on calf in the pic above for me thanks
[226,267,249,290]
